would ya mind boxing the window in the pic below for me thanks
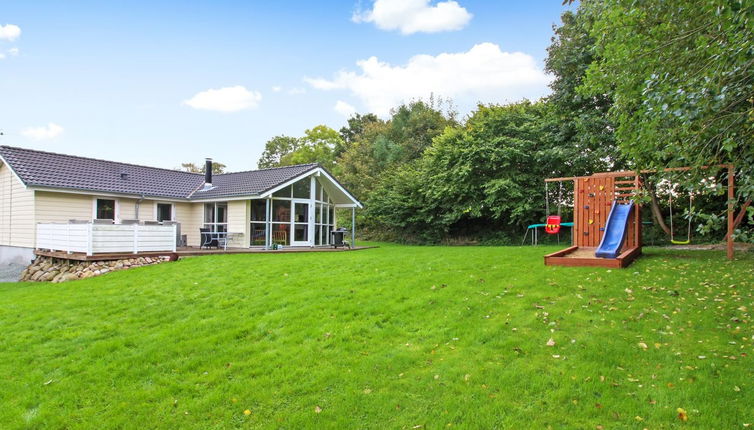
[156,203,173,222]
[204,202,228,232]
[96,199,116,220]
[250,200,268,247]
[251,200,267,222]
[292,177,311,198]
[272,200,291,222]
[273,185,291,198]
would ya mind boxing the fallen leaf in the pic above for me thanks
[638,342,648,350]
[314,406,322,414]
[677,407,688,421]
[547,338,556,347]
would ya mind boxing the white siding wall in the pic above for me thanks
[227,200,249,247]
[35,191,93,223]
[175,202,203,247]
[0,164,36,248]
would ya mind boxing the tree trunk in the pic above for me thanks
[646,181,671,235]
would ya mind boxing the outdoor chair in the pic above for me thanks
[272,230,287,246]
[251,230,266,246]
[200,228,218,249]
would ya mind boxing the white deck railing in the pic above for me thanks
[36,223,177,255]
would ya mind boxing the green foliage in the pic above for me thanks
[257,135,300,169]
[280,125,344,171]
[546,9,623,173]
[179,161,226,174]
[1,246,753,428]
[580,0,754,199]
[337,100,456,202]
[257,126,344,171]
[366,101,614,242]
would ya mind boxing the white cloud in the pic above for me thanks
[271,86,282,92]
[21,123,64,140]
[353,0,471,35]
[183,85,262,112]
[306,42,551,116]
[334,100,357,117]
[287,87,306,95]
[0,53,4,60]
[0,24,21,41]
[8,47,19,56]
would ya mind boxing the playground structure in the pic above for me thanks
[543,165,738,268]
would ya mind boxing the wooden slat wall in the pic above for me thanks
[574,173,641,249]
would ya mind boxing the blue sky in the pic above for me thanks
[0,0,573,171]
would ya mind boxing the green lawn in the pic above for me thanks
[1,244,752,429]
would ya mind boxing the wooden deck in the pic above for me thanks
[34,246,376,261]
[544,246,641,268]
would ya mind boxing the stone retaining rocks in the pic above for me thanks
[19,255,172,283]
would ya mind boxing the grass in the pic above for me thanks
[0,243,752,429]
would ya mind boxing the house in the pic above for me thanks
[0,145,361,264]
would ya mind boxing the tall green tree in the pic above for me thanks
[545,9,622,175]
[581,0,753,201]
[257,135,300,169]
[279,125,343,171]
[367,101,603,242]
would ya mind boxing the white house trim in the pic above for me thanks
[260,167,362,208]
[0,157,30,190]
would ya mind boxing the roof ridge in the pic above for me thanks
[219,162,320,176]
[0,145,204,177]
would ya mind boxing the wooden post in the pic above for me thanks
[727,165,734,260]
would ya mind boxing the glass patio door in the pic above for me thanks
[291,200,310,246]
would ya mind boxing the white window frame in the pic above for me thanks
[203,202,228,232]
[92,196,120,222]
[154,202,175,222]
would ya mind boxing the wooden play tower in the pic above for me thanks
[544,171,642,268]
[543,165,737,268]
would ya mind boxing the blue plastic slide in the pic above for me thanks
[595,201,633,259]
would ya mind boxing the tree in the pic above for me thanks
[179,161,226,174]
[257,135,301,169]
[339,113,381,145]
[580,0,753,202]
[545,9,622,175]
[335,100,455,203]
[278,125,344,171]
[367,101,605,242]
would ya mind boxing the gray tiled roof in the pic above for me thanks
[191,164,319,199]
[0,145,320,200]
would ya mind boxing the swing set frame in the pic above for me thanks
[543,164,738,268]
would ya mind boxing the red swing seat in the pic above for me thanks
[545,215,561,234]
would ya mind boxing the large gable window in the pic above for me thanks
[96,199,116,220]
